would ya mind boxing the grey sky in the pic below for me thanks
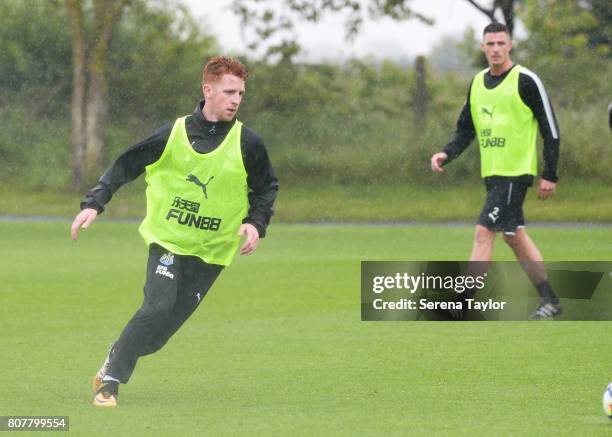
[182,0,496,61]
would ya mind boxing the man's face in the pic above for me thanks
[202,74,245,122]
[481,31,512,68]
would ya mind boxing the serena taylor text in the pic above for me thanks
[372,298,507,311]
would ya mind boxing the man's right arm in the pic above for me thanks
[80,123,172,213]
[441,84,476,165]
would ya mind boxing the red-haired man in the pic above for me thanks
[71,56,278,407]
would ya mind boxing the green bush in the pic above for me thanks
[0,103,71,190]
[0,0,609,193]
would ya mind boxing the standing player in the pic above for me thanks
[71,56,278,406]
[430,23,561,320]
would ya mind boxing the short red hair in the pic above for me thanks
[202,56,248,84]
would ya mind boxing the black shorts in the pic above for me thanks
[477,179,530,234]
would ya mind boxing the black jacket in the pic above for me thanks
[80,101,278,237]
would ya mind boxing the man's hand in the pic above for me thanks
[538,179,556,200]
[430,152,448,173]
[238,223,259,255]
[70,208,98,241]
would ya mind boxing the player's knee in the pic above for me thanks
[144,299,174,322]
[474,226,494,245]
[502,232,519,248]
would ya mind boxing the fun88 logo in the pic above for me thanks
[160,253,174,266]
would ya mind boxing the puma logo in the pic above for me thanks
[186,174,214,199]
[481,106,495,118]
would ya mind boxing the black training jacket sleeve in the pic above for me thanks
[80,123,172,213]
[241,127,278,238]
[442,80,476,164]
[518,71,560,182]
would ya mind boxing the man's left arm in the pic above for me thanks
[519,71,560,199]
[239,129,279,253]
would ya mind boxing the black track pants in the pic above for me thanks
[107,244,223,383]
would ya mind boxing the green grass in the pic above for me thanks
[1,222,611,435]
[1,180,612,222]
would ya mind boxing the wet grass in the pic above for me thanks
[1,180,611,222]
[1,221,611,435]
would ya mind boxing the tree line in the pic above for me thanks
[0,0,609,192]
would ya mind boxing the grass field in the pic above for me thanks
[1,221,611,436]
[2,180,612,222]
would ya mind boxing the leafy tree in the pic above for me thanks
[518,0,610,107]
[0,1,72,112]
[231,0,432,61]
[64,0,131,186]
[580,0,611,55]
[231,0,519,61]
[64,0,217,185]
[0,1,73,188]
[517,0,611,181]
[465,0,517,35]
[107,1,217,133]
[0,0,218,189]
